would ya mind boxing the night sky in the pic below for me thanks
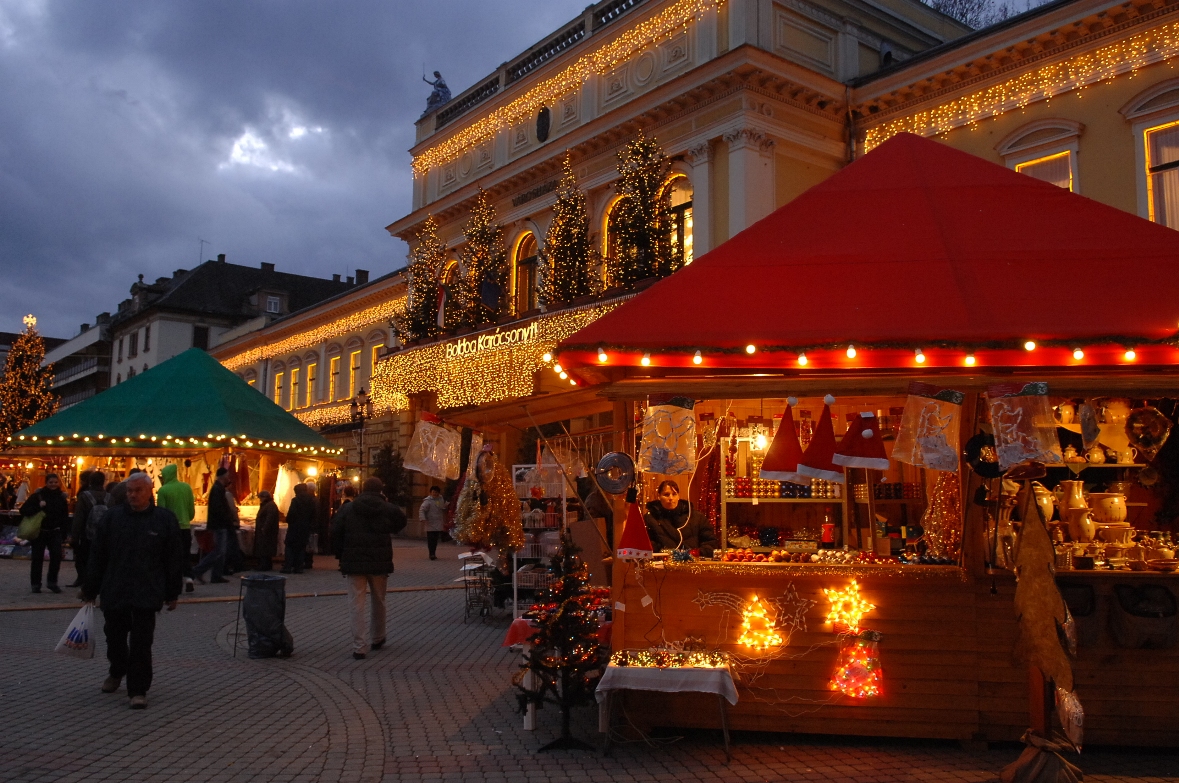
[0,0,585,337]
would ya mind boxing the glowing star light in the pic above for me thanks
[823,579,875,634]
[738,595,784,651]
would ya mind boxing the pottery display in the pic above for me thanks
[1030,482,1055,522]
[1098,526,1134,544]
[1147,559,1179,572]
[1063,445,1080,462]
[1076,511,1096,543]
[1088,492,1128,524]
[1113,446,1138,465]
[1056,402,1076,425]
[1085,445,1107,464]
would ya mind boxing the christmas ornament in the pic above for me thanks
[830,630,883,699]
[892,382,964,472]
[920,470,962,561]
[637,399,696,476]
[453,447,523,568]
[987,382,1063,471]
[1125,405,1171,460]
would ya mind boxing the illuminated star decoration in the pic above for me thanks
[738,595,784,651]
[22,314,36,328]
[823,579,875,634]
[766,583,816,637]
[692,589,745,613]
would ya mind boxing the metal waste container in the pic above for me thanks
[240,573,294,659]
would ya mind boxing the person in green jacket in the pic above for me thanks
[155,464,196,593]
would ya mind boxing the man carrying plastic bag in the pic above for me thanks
[80,472,183,709]
[55,603,96,659]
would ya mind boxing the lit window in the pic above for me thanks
[247,378,256,387]
[349,350,361,398]
[667,176,694,265]
[371,344,384,372]
[1015,151,1074,191]
[306,363,317,406]
[266,295,281,314]
[514,234,538,313]
[1146,120,1179,228]
[329,356,340,401]
[274,372,284,406]
[289,368,299,410]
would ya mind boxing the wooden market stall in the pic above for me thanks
[554,134,1179,748]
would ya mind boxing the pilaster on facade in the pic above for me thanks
[686,141,714,255]
[724,125,776,233]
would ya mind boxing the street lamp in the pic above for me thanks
[350,389,376,474]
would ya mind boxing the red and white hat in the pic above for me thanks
[833,412,891,471]
[760,397,806,483]
[617,500,653,561]
[796,395,845,484]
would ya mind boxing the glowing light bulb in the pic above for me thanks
[552,363,563,374]
[1024,340,1036,351]
[306,466,318,476]
[745,344,756,354]
[569,379,577,386]
[597,349,608,363]
[914,349,925,364]
[641,353,651,366]
[559,371,568,379]
[846,345,857,359]
[965,354,976,366]
[692,350,702,365]
[797,353,808,366]
[1124,349,1137,361]
[1073,348,1084,360]
[541,353,552,363]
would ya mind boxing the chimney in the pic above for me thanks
[173,269,188,277]
[217,253,226,263]
[332,274,341,282]
[261,262,275,273]
[80,323,90,333]
[346,276,354,284]
[355,269,369,285]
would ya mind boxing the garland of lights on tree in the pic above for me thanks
[607,131,681,288]
[455,188,508,329]
[0,315,58,449]
[393,216,446,344]
[538,155,598,305]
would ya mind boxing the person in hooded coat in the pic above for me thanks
[253,491,280,571]
[331,477,407,658]
[643,479,717,557]
[22,473,71,593]
[155,464,195,591]
[282,483,317,574]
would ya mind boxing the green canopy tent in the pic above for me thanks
[7,348,344,462]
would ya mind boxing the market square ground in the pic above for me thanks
[0,541,1173,783]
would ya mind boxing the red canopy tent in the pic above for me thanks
[558,132,1179,373]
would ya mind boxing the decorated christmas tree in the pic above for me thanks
[456,188,508,328]
[607,131,679,289]
[515,533,610,751]
[393,216,446,343]
[538,156,597,305]
[0,315,58,448]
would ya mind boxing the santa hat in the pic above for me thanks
[796,395,845,484]
[616,489,653,561]
[760,397,806,483]
[833,412,891,471]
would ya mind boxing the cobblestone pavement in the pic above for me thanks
[0,538,1174,783]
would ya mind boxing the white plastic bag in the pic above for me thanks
[55,604,96,659]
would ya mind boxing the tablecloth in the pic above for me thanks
[595,664,738,705]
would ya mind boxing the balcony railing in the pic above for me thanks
[504,21,586,86]
[436,75,501,129]
[52,357,100,387]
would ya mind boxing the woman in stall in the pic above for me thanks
[643,479,717,557]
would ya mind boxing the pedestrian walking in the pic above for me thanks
[330,477,406,658]
[253,491,279,571]
[69,471,109,588]
[155,464,195,592]
[22,473,70,594]
[281,483,316,574]
[419,485,447,560]
[191,468,232,584]
[80,471,183,709]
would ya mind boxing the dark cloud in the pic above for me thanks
[0,0,584,336]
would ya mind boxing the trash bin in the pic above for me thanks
[241,573,294,659]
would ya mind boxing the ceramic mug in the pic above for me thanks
[1114,446,1138,465]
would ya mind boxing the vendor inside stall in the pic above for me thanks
[644,479,716,557]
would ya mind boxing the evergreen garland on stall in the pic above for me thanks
[456,188,508,328]
[0,316,58,449]
[515,534,610,751]
[607,131,679,289]
[393,216,445,343]
[538,156,597,305]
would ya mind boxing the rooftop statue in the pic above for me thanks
[423,71,451,115]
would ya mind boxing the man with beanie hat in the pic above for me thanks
[331,477,406,659]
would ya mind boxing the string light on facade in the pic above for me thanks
[411,0,727,174]
[823,580,875,634]
[542,352,553,363]
[738,595,784,651]
[864,20,1179,151]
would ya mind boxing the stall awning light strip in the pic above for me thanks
[863,20,1179,151]
[371,300,627,410]
[411,0,725,175]
[219,297,406,372]
[8,432,343,457]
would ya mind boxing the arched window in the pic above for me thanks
[441,259,460,287]
[602,195,626,288]
[513,233,539,314]
[664,175,694,265]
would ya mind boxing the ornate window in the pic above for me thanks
[663,175,694,265]
[513,232,539,314]
[996,119,1082,192]
[289,367,300,410]
[1122,79,1179,226]
[329,356,340,401]
[602,195,626,288]
[273,372,284,406]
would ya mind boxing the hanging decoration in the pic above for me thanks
[738,595,784,651]
[892,382,964,472]
[920,470,963,561]
[988,382,1063,471]
[694,584,816,643]
[403,414,461,480]
[796,395,845,483]
[616,490,653,561]
[830,630,884,699]
[823,579,875,634]
[1125,405,1172,460]
[760,397,806,482]
[453,446,524,568]
[637,398,696,476]
[832,412,890,471]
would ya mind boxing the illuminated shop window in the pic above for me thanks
[1146,120,1179,228]
[514,233,538,314]
[1015,151,1074,191]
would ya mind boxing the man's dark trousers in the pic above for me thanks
[103,607,157,697]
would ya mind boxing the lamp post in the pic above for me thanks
[350,388,376,476]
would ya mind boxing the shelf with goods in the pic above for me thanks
[511,463,570,618]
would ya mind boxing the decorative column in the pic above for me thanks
[724,128,776,235]
[686,142,713,257]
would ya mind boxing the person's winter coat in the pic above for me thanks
[71,489,109,542]
[253,498,280,559]
[643,499,717,557]
[331,491,407,575]
[206,481,235,530]
[155,464,195,529]
[82,503,183,612]
[20,486,70,532]
[284,493,317,537]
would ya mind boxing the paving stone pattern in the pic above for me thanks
[0,539,1173,782]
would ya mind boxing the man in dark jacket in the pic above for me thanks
[22,473,71,593]
[81,472,182,709]
[69,471,109,588]
[192,469,233,584]
[252,491,279,571]
[330,477,406,659]
[281,483,317,574]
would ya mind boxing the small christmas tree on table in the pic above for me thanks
[0,315,58,448]
[515,533,610,751]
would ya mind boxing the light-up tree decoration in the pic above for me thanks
[738,595,784,651]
